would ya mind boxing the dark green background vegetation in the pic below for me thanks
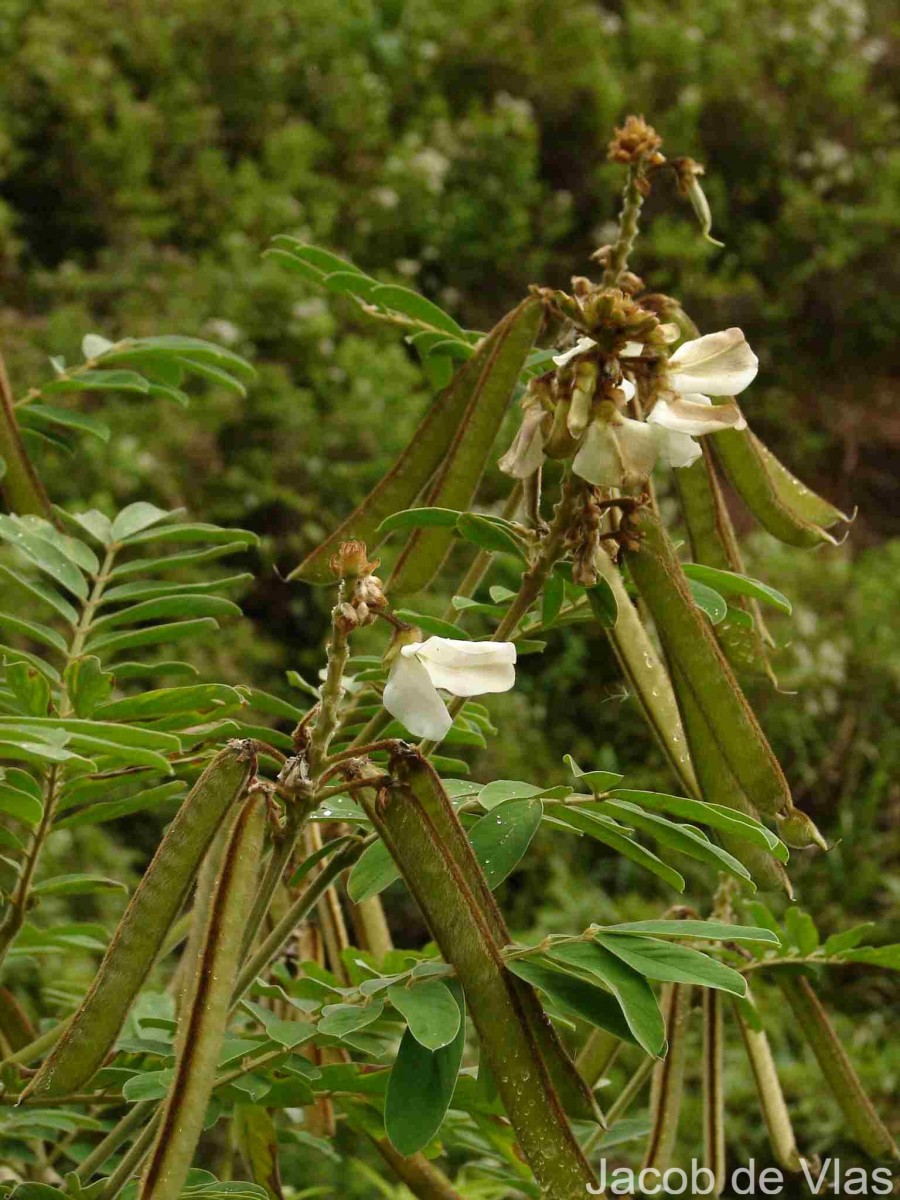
[1,0,897,1181]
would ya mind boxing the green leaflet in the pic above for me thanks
[592,933,746,997]
[290,302,535,585]
[387,979,461,1050]
[23,742,256,1100]
[778,974,898,1160]
[673,450,777,682]
[141,791,267,1200]
[384,980,466,1156]
[506,957,638,1047]
[387,296,542,594]
[624,507,793,823]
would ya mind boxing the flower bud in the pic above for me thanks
[330,540,379,579]
[776,808,828,852]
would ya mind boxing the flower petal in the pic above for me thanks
[667,328,758,395]
[648,395,746,436]
[572,417,658,489]
[498,401,546,478]
[414,637,517,697]
[651,424,703,469]
[552,336,598,368]
[384,653,453,740]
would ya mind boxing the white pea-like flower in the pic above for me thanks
[383,637,517,741]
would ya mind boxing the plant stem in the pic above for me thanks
[308,605,351,773]
[75,1101,156,1180]
[0,349,53,519]
[601,164,645,287]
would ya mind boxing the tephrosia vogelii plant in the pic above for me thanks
[0,117,896,1200]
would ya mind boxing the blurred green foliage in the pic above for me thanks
[0,0,897,1170]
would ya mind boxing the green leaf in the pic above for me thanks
[93,684,244,721]
[43,369,150,394]
[243,1001,315,1049]
[84,617,220,656]
[347,839,401,903]
[0,518,88,599]
[546,941,666,1057]
[0,613,67,654]
[0,565,78,624]
[562,755,623,793]
[467,797,542,888]
[506,957,638,1046]
[478,780,543,810]
[586,579,618,627]
[682,563,792,616]
[841,945,900,971]
[594,932,746,996]
[64,657,114,718]
[369,284,464,337]
[601,920,779,945]
[67,508,114,545]
[608,789,788,862]
[318,1000,384,1039]
[109,543,251,578]
[90,594,241,632]
[455,512,527,560]
[100,573,253,605]
[119,522,258,548]
[378,507,462,534]
[5,662,52,716]
[541,572,565,626]
[784,907,820,956]
[387,980,461,1050]
[546,804,685,892]
[55,781,187,829]
[17,404,110,443]
[0,781,44,824]
[110,502,176,542]
[822,923,878,957]
[686,578,728,624]
[392,609,470,640]
[384,981,465,1155]
[32,873,127,897]
[0,716,180,753]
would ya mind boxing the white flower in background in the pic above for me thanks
[383,637,517,741]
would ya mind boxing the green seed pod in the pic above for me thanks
[776,808,828,851]
[671,658,792,895]
[702,989,726,1195]
[712,428,844,548]
[593,548,699,799]
[673,447,776,684]
[733,994,803,1172]
[624,507,792,820]
[290,310,537,585]
[386,743,601,1127]
[388,297,542,595]
[352,747,600,1198]
[140,790,267,1200]
[778,974,898,1160]
[642,982,691,1173]
[24,741,256,1100]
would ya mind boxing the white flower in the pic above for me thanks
[665,328,758,396]
[552,336,598,368]
[572,415,658,489]
[383,637,517,741]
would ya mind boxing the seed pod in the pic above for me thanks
[625,507,812,833]
[593,547,699,799]
[386,742,600,1127]
[671,658,792,895]
[642,982,691,1173]
[388,297,542,595]
[140,791,267,1200]
[778,974,898,1160]
[733,994,803,1172]
[352,747,600,1197]
[712,428,845,548]
[292,300,541,586]
[673,446,776,684]
[25,741,256,1100]
[702,989,726,1195]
